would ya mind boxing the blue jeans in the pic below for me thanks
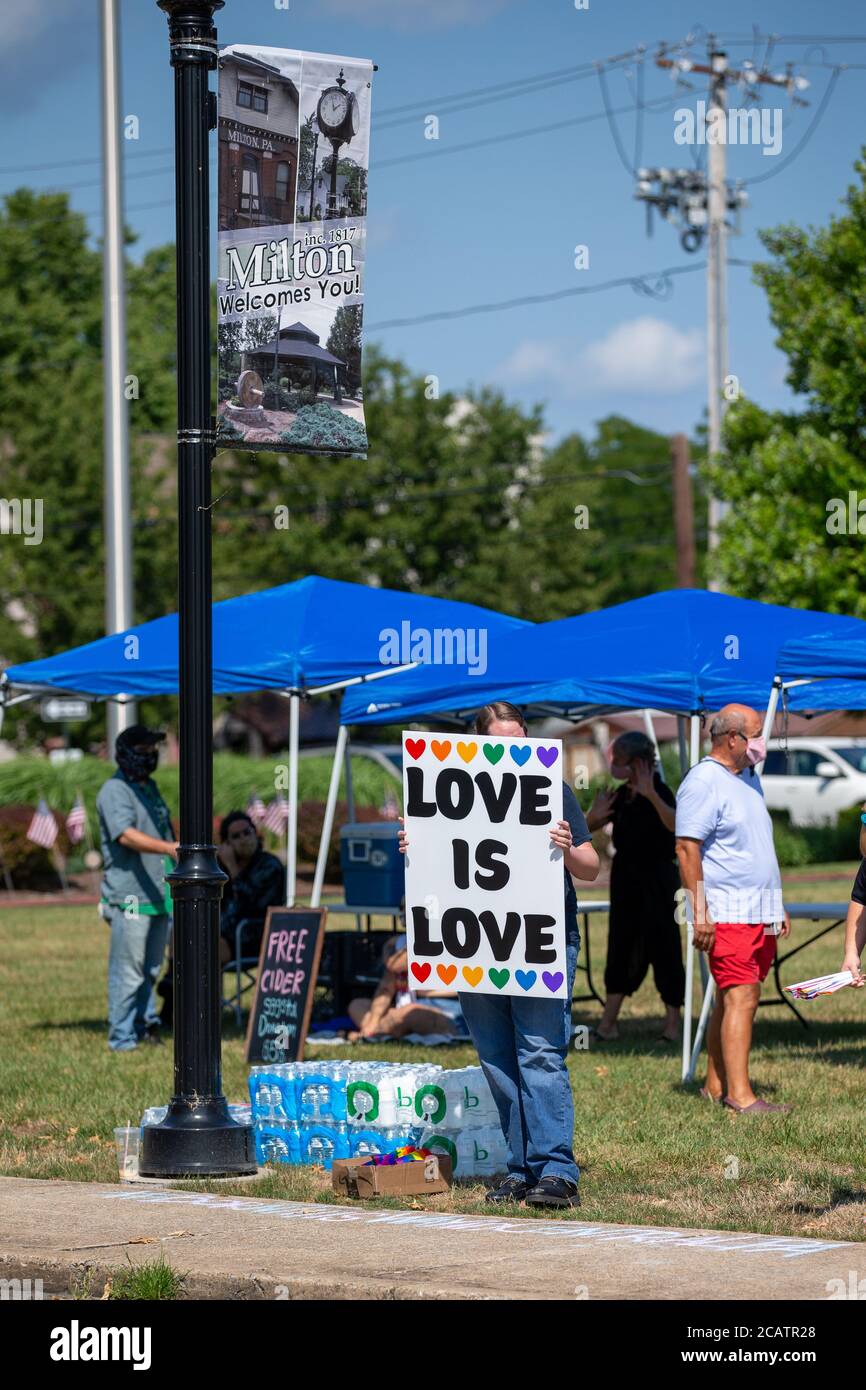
[459,940,579,1186]
[107,907,170,1051]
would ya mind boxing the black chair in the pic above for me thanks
[220,917,263,1028]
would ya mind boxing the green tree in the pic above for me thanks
[0,191,177,672]
[326,304,362,393]
[706,152,866,614]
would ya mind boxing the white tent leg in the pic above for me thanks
[677,715,689,778]
[688,974,716,1082]
[681,924,695,1082]
[285,693,299,907]
[689,713,701,766]
[681,713,703,1082]
[757,680,780,775]
[311,724,347,909]
[642,709,665,781]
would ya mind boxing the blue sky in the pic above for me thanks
[4,0,866,444]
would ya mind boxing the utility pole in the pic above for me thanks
[671,433,695,587]
[705,50,728,583]
[642,43,804,588]
[100,0,136,743]
[140,0,254,1178]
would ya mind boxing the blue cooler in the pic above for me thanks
[340,822,403,908]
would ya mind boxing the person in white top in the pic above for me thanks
[675,704,792,1114]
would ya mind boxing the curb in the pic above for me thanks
[0,1252,471,1302]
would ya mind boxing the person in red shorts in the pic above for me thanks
[675,704,791,1114]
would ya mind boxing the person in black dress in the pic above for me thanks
[586,731,684,1041]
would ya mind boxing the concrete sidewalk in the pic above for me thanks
[0,1177,856,1301]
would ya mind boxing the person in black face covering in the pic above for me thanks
[96,726,178,1051]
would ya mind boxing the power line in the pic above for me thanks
[373,36,698,120]
[0,146,173,177]
[740,68,842,186]
[374,93,679,170]
[365,260,746,331]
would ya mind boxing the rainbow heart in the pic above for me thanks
[462,966,483,987]
[457,741,478,764]
[509,745,531,766]
[482,743,504,765]
[488,968,510,990]
[431,739,451,761]
[537,746,559,768]
[406,738,426,760]
[515,970,537,991]
[542,971,564,993]
[436,963,457,985]
[411,962,432,983]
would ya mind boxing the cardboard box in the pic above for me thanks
[332,1155,453,1199]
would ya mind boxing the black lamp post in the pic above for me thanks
[140,0,254,1177]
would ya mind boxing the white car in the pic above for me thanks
[761,738,866,827]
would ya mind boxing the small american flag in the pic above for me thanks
[262,796,290,835]
[66,796,88,845]
[27,799,59,849]
[246,791,266,826]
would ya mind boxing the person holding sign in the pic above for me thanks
[400,701,599,1209]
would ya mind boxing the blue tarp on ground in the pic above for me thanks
[777,615,866,684]
[340,589,866,724]
[1,575,530,698]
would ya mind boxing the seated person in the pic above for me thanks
[348,933,466,1041]
[217,811,284,964]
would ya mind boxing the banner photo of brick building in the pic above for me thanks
[217,45,373,457]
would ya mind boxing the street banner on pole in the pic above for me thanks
[401,733,568,1000]
[217,44,373,457]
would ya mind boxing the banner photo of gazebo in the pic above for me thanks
[216,43,373,458]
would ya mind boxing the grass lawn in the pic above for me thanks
[1,865,865,1240]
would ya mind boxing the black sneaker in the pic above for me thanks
[485,1174,531,1204]
[141,1026,164,1047]
[525,1176,580,1209]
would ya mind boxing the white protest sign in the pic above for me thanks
[401,732,566,999]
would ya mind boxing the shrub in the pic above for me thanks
[770,805,863,866]
[0,804,68,889]
[280,403,368,453]
[262,384,296,411]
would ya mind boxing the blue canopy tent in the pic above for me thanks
[776,615,866,686]
[336,587,866,1079]
[341,589,866,727]
[0,575,530,905]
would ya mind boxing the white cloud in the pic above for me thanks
[0,0,92,110]
[499,317,704,398]
[0,0,86,49]
[317,0,513,29]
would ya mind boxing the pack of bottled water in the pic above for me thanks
[417,1124,508,1180]
[247,1061,504,1175]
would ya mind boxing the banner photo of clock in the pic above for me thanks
[216,45,374,458]
[401,733,569,1000]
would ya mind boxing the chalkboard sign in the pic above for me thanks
[244,907,327,1064]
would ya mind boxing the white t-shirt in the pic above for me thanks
[675,757,784,924]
